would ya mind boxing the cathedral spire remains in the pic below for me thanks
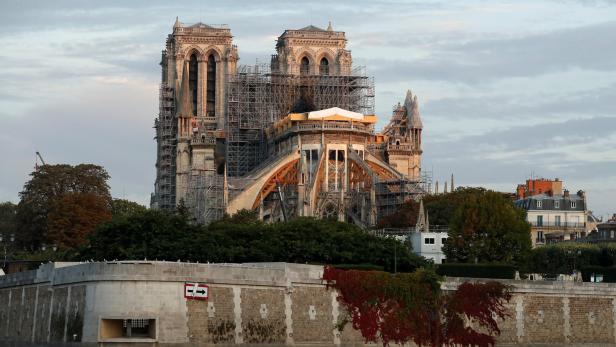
[404,90,423,129]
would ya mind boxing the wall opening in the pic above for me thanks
[100,318,156,340]
[207,54,217,117]
[319,58,329,75]
[189,54,198,116]
[300,56,310,75]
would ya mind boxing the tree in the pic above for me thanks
[16,164,112,250]
[47,193,112,249]
[379,187,489,228]
[82,208,197,261]
[111,199,147,217]
[0,202,17,239]
[81,212,428,272]
[443,190,531,265]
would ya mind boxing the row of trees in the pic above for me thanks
[3,164,535,270]
[81,209,426,272]
[1,164,426,272]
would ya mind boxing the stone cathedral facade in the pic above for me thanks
[151,19,427,226]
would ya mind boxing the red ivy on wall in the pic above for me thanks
[323,266,511,347]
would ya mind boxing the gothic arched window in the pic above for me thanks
[319,57,329,75]
[300,57,310,75]
[188,54,198,116]
[206,54,216,117]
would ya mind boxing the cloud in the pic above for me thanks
[0,79,157,205]
[0,0,615,217]
[424,116,616,216]
[367,20,616,85]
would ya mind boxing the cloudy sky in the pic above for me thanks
[1,0,615,218]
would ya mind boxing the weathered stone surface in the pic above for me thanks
[66,285,85,342]
[240,288,285,344]
[34,285,51,342]
[494,295,519,344]
[522,295,565,344]
[0,288,10,339]
[186,285,235,344]
[49,287,68,342]
[570,297,614,343]
[291,286,333,344]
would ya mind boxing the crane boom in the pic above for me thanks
[35,151,46,169]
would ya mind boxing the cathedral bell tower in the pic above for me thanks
[384,90,423,180]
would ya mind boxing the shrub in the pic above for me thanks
[526,243,615,274]
[436,263,516,279]
[332,264,385,271]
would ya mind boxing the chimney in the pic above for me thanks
[564,189,570,198]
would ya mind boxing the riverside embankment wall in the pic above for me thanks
[1,261,616,346]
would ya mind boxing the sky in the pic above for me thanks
[0,0,615,219]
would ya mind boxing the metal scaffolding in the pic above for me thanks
[225,64,375,177]
[186,173,225,224]
[153,83,177,210]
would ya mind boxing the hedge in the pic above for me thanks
[332,264,385,271]
[581,266,616,283]
[436,263,516,279]
[527,243,616,274]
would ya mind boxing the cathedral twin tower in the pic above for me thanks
[152,18,425,226]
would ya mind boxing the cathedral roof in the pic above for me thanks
[307,107,364,120]
[189,22,215,29]
[298,25,326,32]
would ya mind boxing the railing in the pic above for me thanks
[530,222,584,229]
[191,136,216,146]
[282,30,345,39]
[371,225,450,236]
[275,122,373,139]
[173,24,230,35]
[387,144,414,152]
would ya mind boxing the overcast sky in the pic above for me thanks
[1,0,615,219]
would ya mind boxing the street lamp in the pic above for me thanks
[1,233,15,271]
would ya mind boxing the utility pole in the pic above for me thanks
[394,242,397,274]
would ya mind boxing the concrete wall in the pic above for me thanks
[3,261,616,346]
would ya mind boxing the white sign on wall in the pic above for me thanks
[184,282,209,300]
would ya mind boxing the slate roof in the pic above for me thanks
[298,25,326,31]
[189,22,215,29]
[515,193,586,211]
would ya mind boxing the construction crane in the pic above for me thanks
[35,151,46,171]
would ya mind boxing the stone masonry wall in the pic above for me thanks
[4,262,616,346]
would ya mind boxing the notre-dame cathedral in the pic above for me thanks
[151,18,428,226]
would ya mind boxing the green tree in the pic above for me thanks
[82,209,196,261]
[81,212,427,272]
[443,190,531,265]
[379,187,489,228]
[16,164,112,250]
[111,199,147,217]
[0,202,17,239]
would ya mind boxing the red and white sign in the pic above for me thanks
[184,282,209,300]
